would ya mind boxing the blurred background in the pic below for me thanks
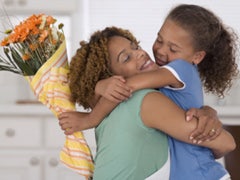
[0,0,239,180]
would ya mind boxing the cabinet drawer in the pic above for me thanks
[0,152,42,180]
[0,117,42,147]
[44,118,65,148]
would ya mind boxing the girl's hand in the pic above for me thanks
[186,106,222,144]
[95,75,132,103]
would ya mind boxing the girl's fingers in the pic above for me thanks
[113,75,126,83]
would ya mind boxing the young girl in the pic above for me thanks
[59,26,235,179]
[59,4,238,180]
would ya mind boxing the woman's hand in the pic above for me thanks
[95,76,132,103]
[58,111,92,135]
[186,106,222,143]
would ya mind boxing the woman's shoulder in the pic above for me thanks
[118,89,164,116]
[121,89,160,117]
[130,89,159,105]
[134,88,158,96]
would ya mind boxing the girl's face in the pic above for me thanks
[152,19,201,66]
[108,36,158,78]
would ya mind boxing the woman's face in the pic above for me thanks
[108,36,158,78]
[152,19,198,66]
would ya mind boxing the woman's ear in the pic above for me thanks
[192,51,206,65]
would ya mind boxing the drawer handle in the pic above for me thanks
[49,158,59,167]
[30,157,40,166]
[5,128,15,137]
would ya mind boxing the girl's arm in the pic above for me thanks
[126,67,182,91]
[141,91,236,158]
[86,68,181,129]
[95,75,132,103]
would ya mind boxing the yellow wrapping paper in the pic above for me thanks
[26,40,94,179]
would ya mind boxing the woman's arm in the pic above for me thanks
[141,91,236,158]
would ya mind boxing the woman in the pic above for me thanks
[59,26,236,179]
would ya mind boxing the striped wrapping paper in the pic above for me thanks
[26,40,94,179]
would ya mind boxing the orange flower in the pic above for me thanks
[22,54,30,61]
[46,16,56,26]
[0,13,65,75]
[29,43,38,51]
[39,30,49,43]
[51,39,57,45]
[0,38,9,46]
[1,14,58,45]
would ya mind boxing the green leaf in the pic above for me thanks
[10,47,36,75]
[3,47,19,69]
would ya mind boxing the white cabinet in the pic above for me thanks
[0,106,95,180]
[44,151,86,180]
[0,152,42,180]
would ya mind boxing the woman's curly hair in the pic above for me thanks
[68,26,138,109]
[167,4,239,97]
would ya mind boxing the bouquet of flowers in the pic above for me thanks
[0,14,94,179]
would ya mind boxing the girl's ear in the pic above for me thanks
[192,51,206,65]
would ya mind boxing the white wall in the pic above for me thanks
[80,0,240,58]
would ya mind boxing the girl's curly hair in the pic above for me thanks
[68,26,138,109]
[167,4,239,97]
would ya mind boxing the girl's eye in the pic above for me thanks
[156,39,163,44]
[170,48,177,53]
